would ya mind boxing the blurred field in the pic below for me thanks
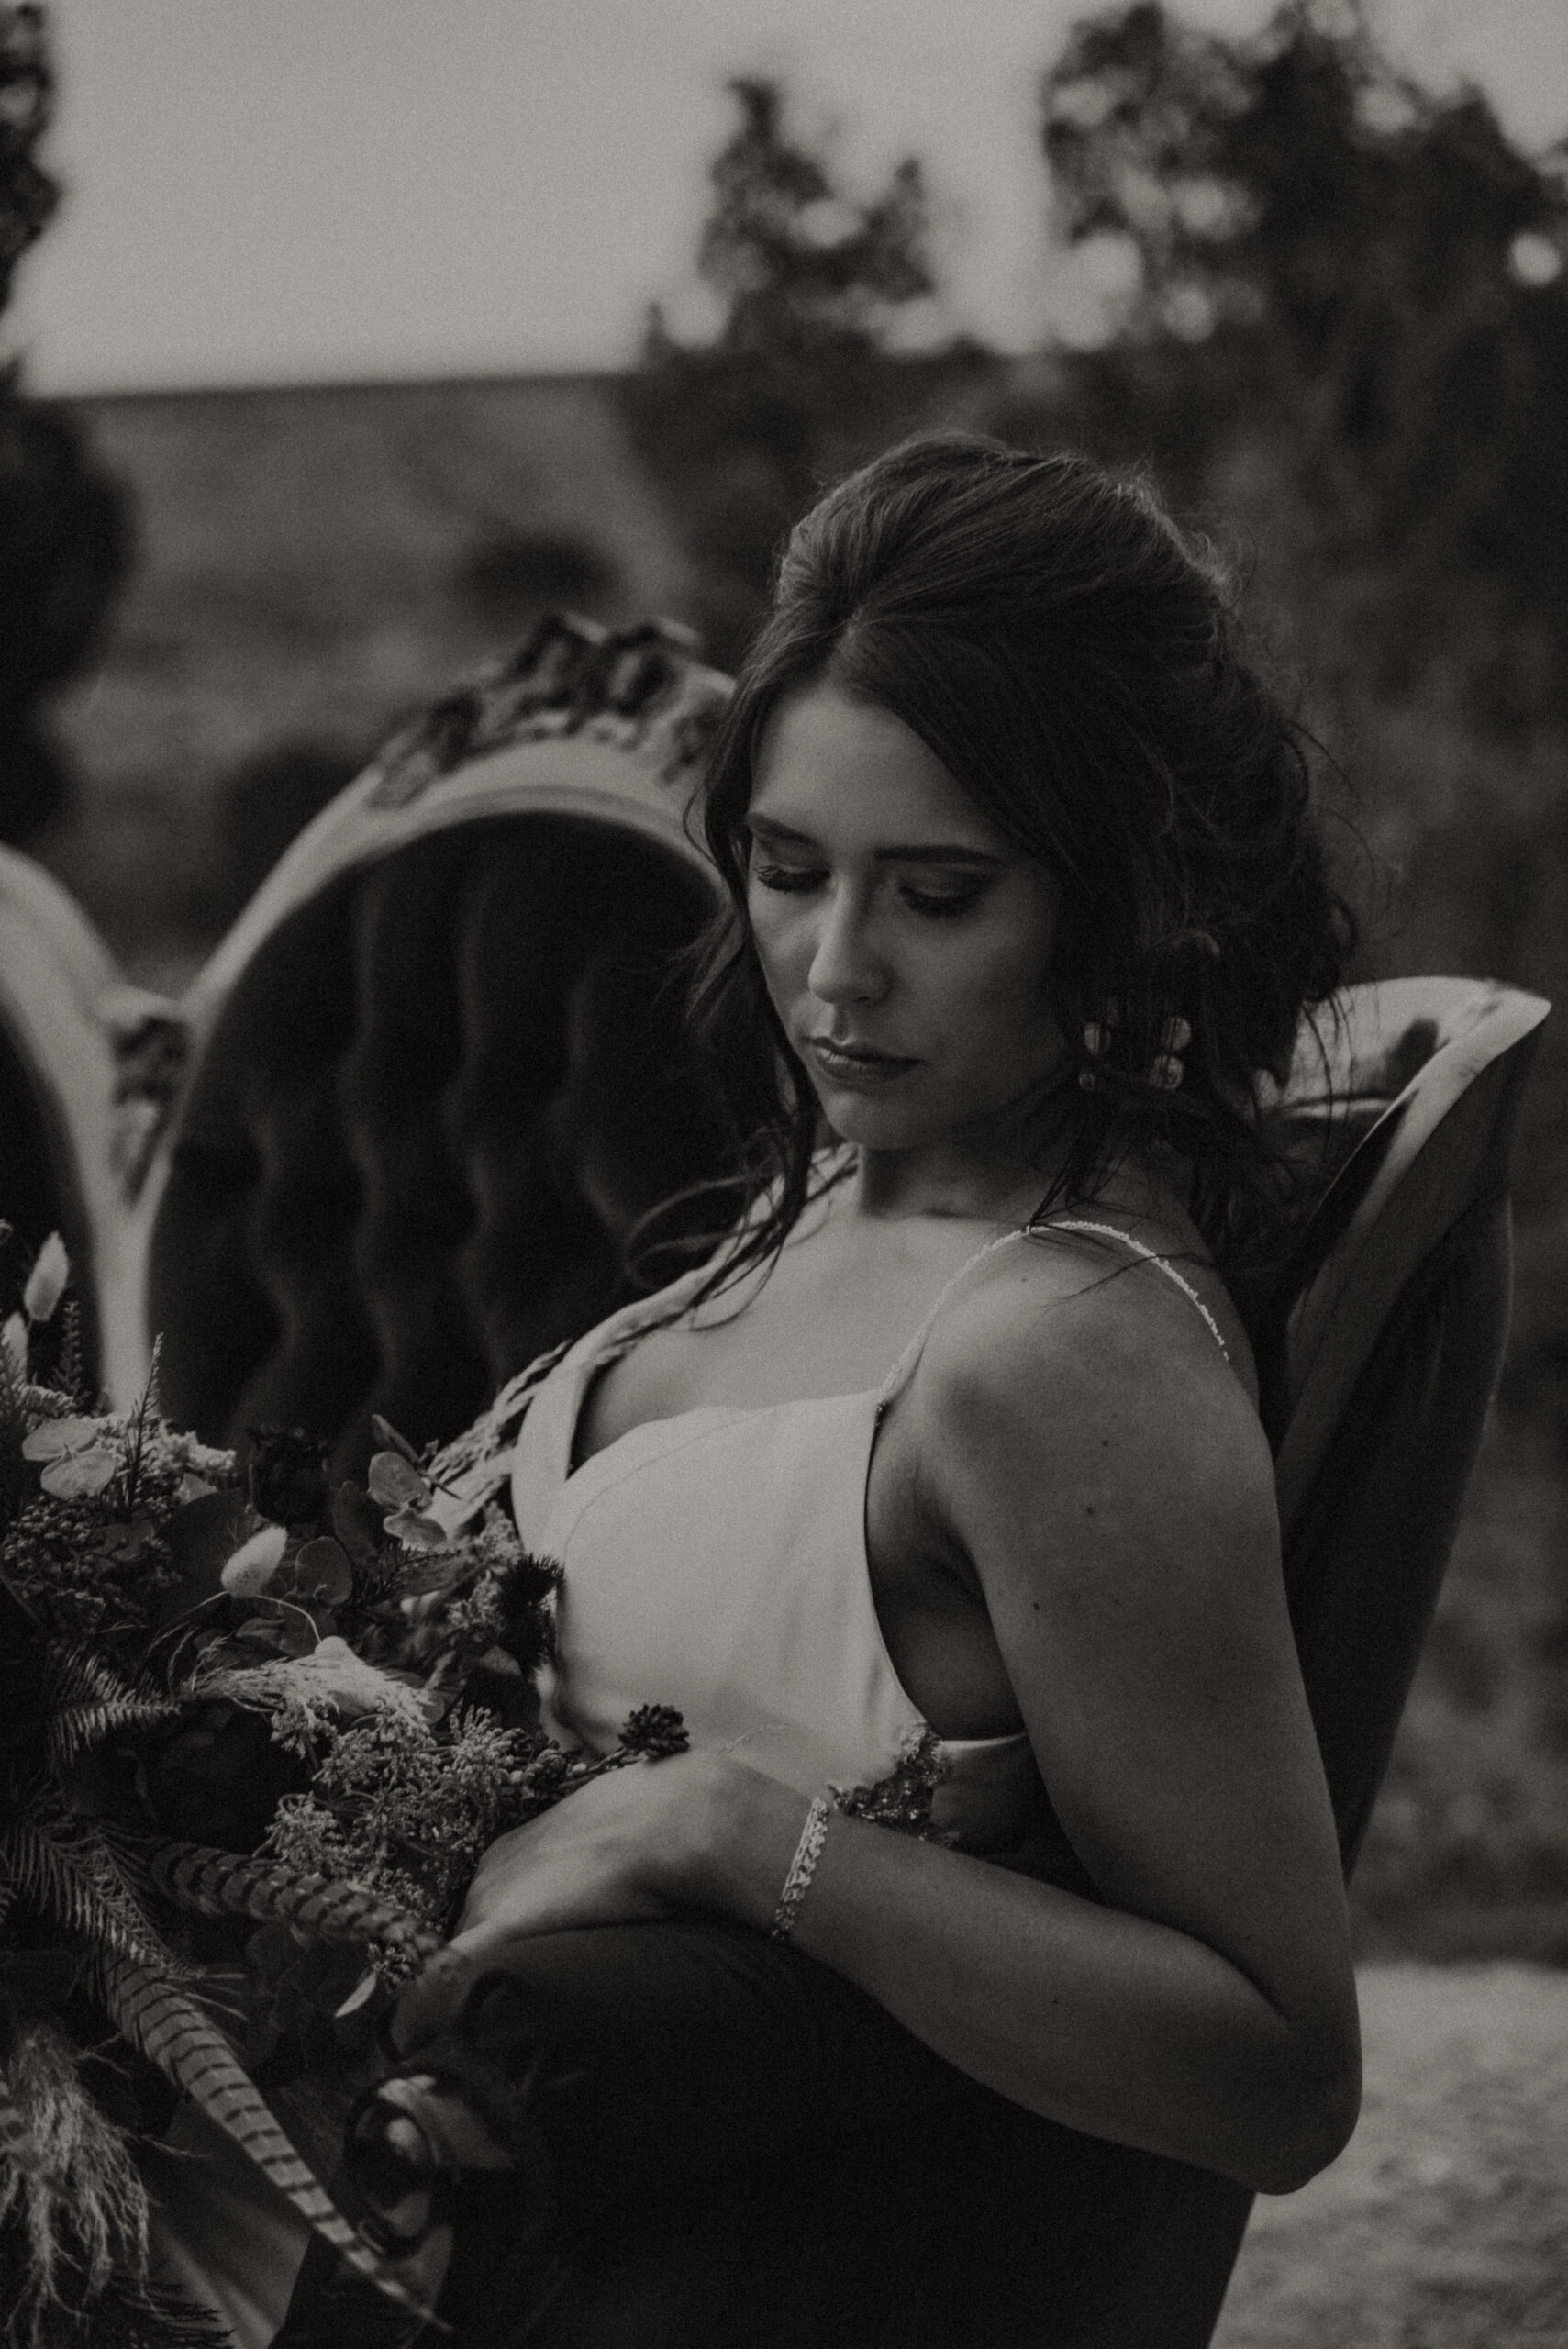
[32,375,696,988]
[1216,1965,1568,2346]
[1353,1413,1568,1965]
[24,367,1568,1969]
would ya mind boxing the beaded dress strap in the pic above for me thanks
[874,1214,1230,1417]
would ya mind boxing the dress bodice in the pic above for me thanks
[509,1251,1043,1850]
[432,1209,1231,1855]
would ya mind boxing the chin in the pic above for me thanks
[809,1062,1062,1163]
[810,1083,955,1154]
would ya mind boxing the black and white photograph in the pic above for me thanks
[1,4,1565,2343]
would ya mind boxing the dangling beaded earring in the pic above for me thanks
[1078,1019,1112,1091]
[1148,1016,1193,1092]
[1079,1012,1193,1093]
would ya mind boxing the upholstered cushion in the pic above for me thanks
[148,816,724,1477]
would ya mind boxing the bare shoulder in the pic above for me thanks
[912,1229,1278,1568]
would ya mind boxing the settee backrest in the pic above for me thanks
[1254,976,1545,1858]
[148,812,723,1475]
[0,618,734,1470]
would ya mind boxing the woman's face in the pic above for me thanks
[746,679,1067,1158]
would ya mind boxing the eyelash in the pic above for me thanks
[750,863,983,919]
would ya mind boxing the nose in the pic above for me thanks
[806,880,887,1007]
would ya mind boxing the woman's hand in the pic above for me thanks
[392,1751,806,2052]
[464,1753,709,1933]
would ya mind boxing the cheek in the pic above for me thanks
[744,884,800,1005]
[941,924,1062,1074]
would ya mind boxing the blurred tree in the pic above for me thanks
[453,525,617,633]
[205,737,364,932]
[0,1,129,846]
[1022,0,1568,1314]
[1037,0,1568,739]
[623,79,983,664]
[0,0,55,307]
[0,393,130,841]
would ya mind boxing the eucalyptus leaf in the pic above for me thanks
[21,1415,106,1460]
[333,1965,382,2018]
[329,1479,384,1567]
[384,1507,450,1553]
[39,1446,120,1499]
[293,1536,354,1606]
[366,1452,429,1510]
[370,1415,420,1465]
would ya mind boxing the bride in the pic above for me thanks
[177,434,1362,2347]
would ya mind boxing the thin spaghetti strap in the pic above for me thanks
[874,1227,1040,1412]
[1037,1217,1231,1364]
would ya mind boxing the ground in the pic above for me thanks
[1214,1965,1568,2347]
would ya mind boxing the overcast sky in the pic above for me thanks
[11,0,1568,395]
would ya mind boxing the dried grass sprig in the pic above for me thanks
[0,2018,150,2349]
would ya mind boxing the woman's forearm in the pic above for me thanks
[693,1768,1360,2197]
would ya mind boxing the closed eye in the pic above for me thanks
[901,883,985,918]
[751,861,987,918]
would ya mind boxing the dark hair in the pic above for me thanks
[651,433,1351,1309]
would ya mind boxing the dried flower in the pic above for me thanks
[20,1232,70,1326]
[0,1254,690,2332]
[619,1704,690,1761]
[246,1427,329,1530]
[218,1521,288,1596]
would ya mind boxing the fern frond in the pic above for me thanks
[147,1840,441,1965]
[0,1811,183,1977]
[98,1954,429,2319]
[53,1298,85,1409]
[13,1383,83,1422]
[43,1649,176,1772]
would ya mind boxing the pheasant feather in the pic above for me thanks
[148,1839,442,1965]
[99,1954,428,2317]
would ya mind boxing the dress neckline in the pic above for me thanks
[556,1222,1021,1488]
[550,1209,1232,1496]
[517,1214,1236,1771]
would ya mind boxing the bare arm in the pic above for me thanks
[689,1269,1360,2193]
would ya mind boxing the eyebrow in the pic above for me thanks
[746,814,1007,868]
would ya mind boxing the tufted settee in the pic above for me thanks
[0,615,1548,2344]
[1,618,731,1475]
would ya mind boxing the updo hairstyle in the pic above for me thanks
[668,432,1351,1302]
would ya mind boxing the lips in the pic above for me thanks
[806,1035,921,1088]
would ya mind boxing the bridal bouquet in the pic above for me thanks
[0,1230,682,2346]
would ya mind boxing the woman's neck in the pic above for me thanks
[839,1132,1183,1238]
